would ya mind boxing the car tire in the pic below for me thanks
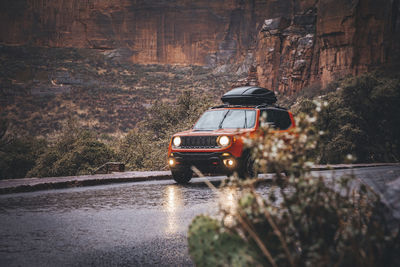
[238,152,258,179]
[171,167,193,184]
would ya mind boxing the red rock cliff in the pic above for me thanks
[256,0,400,93]
[1,0,399,94]
[0,0,268,66]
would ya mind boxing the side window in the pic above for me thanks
[259,110,276,128]
[259,109,292,130]
[276,111,292,130]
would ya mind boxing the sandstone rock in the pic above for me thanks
[255,0,400,94]
[0,0,399,95]
[231,65,259,88]
[0,0,269,66]
[261,17,291,35]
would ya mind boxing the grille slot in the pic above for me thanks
[181,136,218,148]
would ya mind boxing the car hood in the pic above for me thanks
[173,128,254,137]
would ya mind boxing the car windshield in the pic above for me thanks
[193,109,256,130]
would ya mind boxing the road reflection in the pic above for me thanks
[219,187,238,226]
[163,185,183,234]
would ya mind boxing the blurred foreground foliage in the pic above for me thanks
[293,70,400,163]
[188,111,400,266]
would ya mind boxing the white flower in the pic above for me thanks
[276,140,285,149]
[308,116,317,123]
[313,100,322,107]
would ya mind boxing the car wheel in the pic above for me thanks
[238,153,258,179]
[171,167,193,184]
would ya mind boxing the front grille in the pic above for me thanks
[180,136,218,148]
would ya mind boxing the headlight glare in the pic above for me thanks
[173,136,181,147]
[218,135,230,147]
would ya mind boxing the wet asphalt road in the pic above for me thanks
[0,166,399,267]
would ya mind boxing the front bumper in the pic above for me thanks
[168,152,239,174]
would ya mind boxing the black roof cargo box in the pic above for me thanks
[221,86,277,105]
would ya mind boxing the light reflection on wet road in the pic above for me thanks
[0,176,245,266]
[0,166,399,266]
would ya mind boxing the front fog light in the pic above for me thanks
[223,158,236,168]
[168,158,175,167]
[217,135,230,147]
[173,136,181,147]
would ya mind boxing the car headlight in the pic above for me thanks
[217,135,230,147]
[173,136,181,147]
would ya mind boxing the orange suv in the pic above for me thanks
[167,86,295,184]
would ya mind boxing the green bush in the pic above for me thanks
[28,122,115,177]
[294,70,400,163]
[188,215,265,266]
[146,90,214,140]
[0,118,47,179]
[116,91,215,171]
[0,137,46,179]
[188,112,400,266]
[115,130,152,170]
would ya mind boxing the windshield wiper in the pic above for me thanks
[218,110,230,129]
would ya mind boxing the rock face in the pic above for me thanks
[0,0,268,67]
[1,0,399,94]
[255,0,400,93]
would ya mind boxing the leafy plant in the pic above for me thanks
[0,137,46,179]
[0,118,47,179]
[293,70,400,163]
[28,120,115,177]
[116,90,215,171]
[188,112,400,266]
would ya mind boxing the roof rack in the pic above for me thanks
[257,104,287,110]
[211,103,280,109]
[211,103,287,110]
[211,104,259,109]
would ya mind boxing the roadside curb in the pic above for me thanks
[310,163,400,171]
[0,172,172,195]
[0,163,399,195]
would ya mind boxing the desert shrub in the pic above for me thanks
[146,90,214,140]
[0,118,47,179]
[0,137,46,179]
[188,112,400,266]
[28,122,115,177]
[115,130,152,170]
[117,91,215,171]
[294,71,400,163]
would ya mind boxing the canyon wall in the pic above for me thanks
[256,0,400,93]
[0,0,399,94]
[0,0,268,67]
